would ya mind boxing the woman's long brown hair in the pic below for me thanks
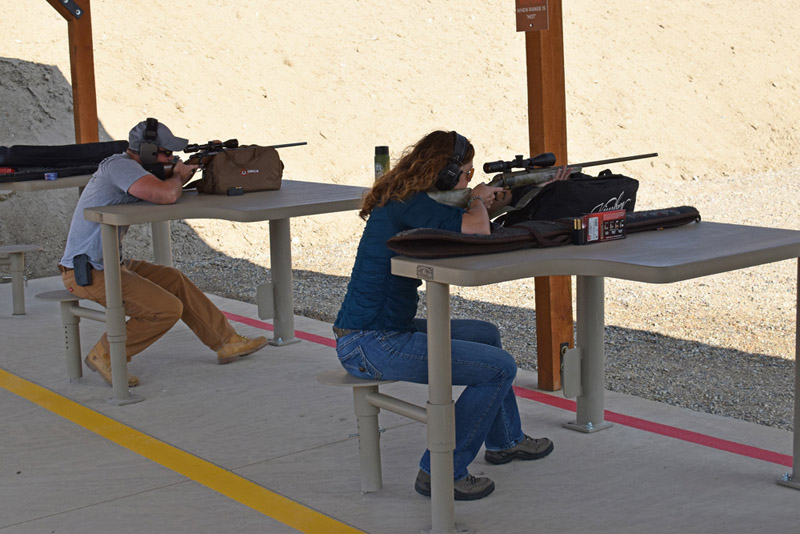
[359,130,474,220]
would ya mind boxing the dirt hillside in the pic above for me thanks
[1,0,798,285]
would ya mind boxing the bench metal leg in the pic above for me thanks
[564,275,613,433]
[59,300,83,381]
[9,252,26,315]
[151,220,173,266]
[777,258,800,489]
[426,281,457,534]
[101,223,141,405]
[353,385,383,493]
[268,218,299,346]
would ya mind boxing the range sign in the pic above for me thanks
[516,0,549,32]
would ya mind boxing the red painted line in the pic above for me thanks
[223,311,336,348]
[223,310,792,468]
[513,386,792,467]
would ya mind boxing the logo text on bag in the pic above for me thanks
[239,168,261,176]
[591,191,633,213]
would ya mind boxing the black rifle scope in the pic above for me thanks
[184,138,239,153]
[483,152,556,173]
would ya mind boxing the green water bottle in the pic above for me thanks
[374,146,390,180]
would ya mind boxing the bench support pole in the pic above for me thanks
[59,300,83,381]
[9,252,27,315]
[563,276,613,433]
[268,218,299,346]
[777,258,800,489]
[151,221,173,266]
[426,281,457,534]
[101,224,141,405]
[0,252,30,315]
[2,246,41,315]
[353,385,383,493]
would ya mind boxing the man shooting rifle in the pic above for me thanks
[58,118,269,388]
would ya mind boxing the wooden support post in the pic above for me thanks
[46,0,99,143]
[524,0,573,390]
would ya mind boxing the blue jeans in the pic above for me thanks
[335,319,525,480]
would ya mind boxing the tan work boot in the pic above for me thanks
[216,333,269,364]
[84,345,139,387]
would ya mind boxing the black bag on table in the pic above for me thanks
[496,170,639,227]
[0,140,129,182]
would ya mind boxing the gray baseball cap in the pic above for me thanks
[128,120,188,152]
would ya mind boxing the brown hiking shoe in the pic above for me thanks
[414,469,495,501]
[216,333,269,364]
[484,435,554,465]
[84,346,139,387]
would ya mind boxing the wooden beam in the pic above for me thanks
[46,0,99,143]
[524,0,573,391]
[524,5,567,160]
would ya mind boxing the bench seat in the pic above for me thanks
[318,368,426,493]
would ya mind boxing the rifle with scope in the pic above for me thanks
[144,139,307,180]
[427,151,658,216]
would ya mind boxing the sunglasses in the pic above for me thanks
[461,168,475,179]
[158,149,173,157]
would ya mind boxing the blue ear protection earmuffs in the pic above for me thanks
[138,117,160,166]
[434,131,467,191]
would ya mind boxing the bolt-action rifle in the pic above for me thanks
[144,139,307,180]
[427,152,658,217]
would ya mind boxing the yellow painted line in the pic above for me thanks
[0,369,363,534]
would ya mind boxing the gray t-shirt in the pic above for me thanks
[60,153,149,270]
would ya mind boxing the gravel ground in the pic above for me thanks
[173,167,798,432]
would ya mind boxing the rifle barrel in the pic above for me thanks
[572,152,658,169]
[185,141,307,154]
[267,142,307,149]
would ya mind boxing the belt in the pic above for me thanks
[58,264,73,273]
[332,327,360,340]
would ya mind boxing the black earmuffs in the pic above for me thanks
[138,117,160,165]
[434,131,467,191]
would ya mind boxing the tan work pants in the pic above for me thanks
[61,259,236,360]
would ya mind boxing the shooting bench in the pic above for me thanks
[317,368,426,493]
[35,289,120,382]
[0,244,42,315]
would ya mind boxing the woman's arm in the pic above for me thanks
[461,183,504,235]
[462,166,574,232]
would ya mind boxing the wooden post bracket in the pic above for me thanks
[47,0,84,20]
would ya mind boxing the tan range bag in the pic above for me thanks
[195,145,284,195]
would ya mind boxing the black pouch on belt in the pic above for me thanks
[73,254,93,286]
